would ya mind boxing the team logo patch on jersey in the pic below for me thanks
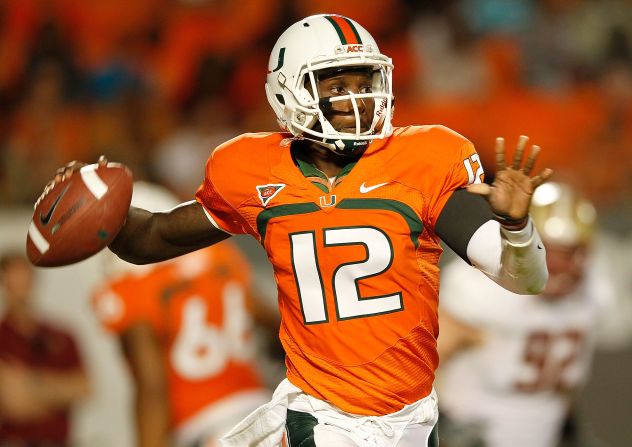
[256,184,286,207]
[319,194,337,207]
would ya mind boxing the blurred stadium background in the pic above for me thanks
[0,0,631,446]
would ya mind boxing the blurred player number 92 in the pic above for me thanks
[26,162,133,267]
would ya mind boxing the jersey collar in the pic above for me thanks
[292,150,357,193]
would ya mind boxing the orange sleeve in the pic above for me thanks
[429,140,482,229]
[195,136,259,235]
[409,126,484,229]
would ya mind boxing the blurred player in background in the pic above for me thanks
[92,182,276,447]
[0,252,90,447]
[437,182,620,447]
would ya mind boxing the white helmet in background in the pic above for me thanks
[531,183,598,298]
[265,14,394,155]
[531,182,597,247]
[102,181,180,278]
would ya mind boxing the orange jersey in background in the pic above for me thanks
[92,243,265,428]
[196,126,480,415]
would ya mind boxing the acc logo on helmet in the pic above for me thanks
[345,44,365,53]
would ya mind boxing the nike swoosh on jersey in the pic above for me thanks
[359,182,388,193]
[39,183,71,226]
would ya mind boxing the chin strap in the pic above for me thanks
[301,136,370,156]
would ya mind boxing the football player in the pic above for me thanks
[0,252,90,446]
[41,14,552,447]
[437,183,613,447]
[91,183,274,447]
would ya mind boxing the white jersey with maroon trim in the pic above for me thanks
[437,257,614,447]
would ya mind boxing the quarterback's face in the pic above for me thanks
[314,68,375,133]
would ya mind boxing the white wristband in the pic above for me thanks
[500,217,535,246]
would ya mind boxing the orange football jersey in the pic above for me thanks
[92,244,265,428]
[196,125,482,415]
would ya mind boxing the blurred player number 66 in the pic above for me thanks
[26,162,133,267]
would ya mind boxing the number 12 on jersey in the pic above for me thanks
[290,226,403,324]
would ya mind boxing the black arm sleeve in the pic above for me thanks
[435,189,495,264]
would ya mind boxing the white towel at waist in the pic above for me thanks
[219,379,302,447]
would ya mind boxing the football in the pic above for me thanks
[26,162,133,267]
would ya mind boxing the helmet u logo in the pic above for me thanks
[268,47,286,73]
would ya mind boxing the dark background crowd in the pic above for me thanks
[1,0,631,226]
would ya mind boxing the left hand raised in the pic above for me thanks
[467,136,553,226]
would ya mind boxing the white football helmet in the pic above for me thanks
[531,182,597,246]
[265,14,394,154]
